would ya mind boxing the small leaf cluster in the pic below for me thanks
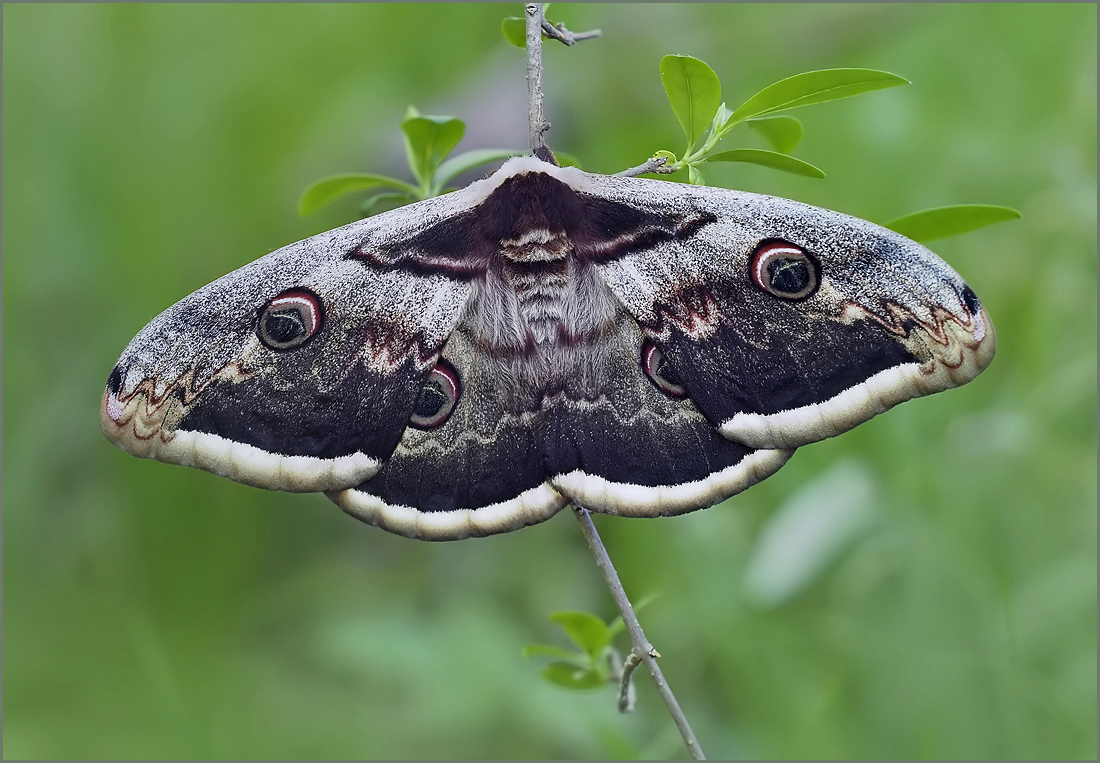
[652,56,1021,241]
[523,611,623,690]
[298,106,522,218]
[298,55,1021,245]
[656,56,909,184]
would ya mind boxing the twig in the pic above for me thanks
[573,507,707,761]
[526,4,601,160]
[616,155,675,177]
[525,4,550,157]
[617,650,641,713]
[524,12,706,758]
[540,18,602,46]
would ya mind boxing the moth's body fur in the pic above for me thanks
[465,242,621,410]
[102,157,995,540]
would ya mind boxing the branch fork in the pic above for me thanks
[574,508,706,760]
[525,4,601,159]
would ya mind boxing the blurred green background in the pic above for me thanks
[4,4,1096,759]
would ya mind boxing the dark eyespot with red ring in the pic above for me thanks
[642,341,687,397]
[410,360,460,429]
[257,289,324,351]
[750,241,818,300]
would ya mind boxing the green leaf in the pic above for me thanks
[704,102,734,146]
[502,4,552,47]
[549,611,610,660]
[743,460,876,608]
[298,173,416,217]
[705,148,825,179]
[401,111,466,187]
[552,151,582,169]
[522,643,585,661]
[541,662,608,691]
[746,115,804,153]
[884,204,1022,243]
[358,192,413,218]
[727,68,909,127]
[687,163,705,185]
[652,149,678,167]
[660,55,722,152]
[434,148,524,188]
[711,102,733,131]
[501,17,526,47]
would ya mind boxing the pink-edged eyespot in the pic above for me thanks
[642,340,687,397]
[750,241,818,300]
[257,288,324,351]
[410,360,460,429]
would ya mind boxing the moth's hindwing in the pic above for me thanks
[103,157,994,539]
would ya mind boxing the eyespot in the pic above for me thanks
[642,341,687,397]
[409,360,460,429]
[257,289,324,351]
[750,241,818,300]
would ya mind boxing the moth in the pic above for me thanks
[101,156,995,540]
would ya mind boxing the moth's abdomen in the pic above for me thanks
[503,257,574,345]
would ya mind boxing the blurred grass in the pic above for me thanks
[3,3,1095,759]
